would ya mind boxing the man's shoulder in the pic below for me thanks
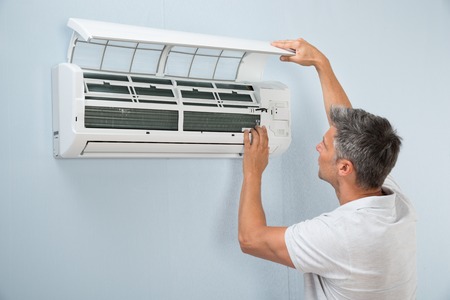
[383,175,417,220]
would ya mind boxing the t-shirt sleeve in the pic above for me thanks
[285,215,351,279]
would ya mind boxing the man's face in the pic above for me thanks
[316,126,338,185]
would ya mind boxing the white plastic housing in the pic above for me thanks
[52,18,293,158]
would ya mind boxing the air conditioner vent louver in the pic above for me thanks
[134,87,174,98]
[181,90,215,100]
[218,92,252,102]
[52,18,293,157]
[85,106,178,131]
[87,83,129,94]
[176,81,213,88]
[184,112,260,133]
[216,83,254,91]
[132,77,172,85]
[84,73,129,81]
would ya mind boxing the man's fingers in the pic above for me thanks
[250,128,259,147]
[243,130,250,147]
[272,39,302,51]
[280,55,294,62]
[272,40,296,50]
[255,126,269,149]
[272,40,296,62]
[244,126,269,151]
[272,38,310,63]
[261,126,269,149]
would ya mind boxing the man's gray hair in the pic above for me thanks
[330,106,402,190]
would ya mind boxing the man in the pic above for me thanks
[238,38,417,299]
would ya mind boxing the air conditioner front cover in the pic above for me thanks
[52,18,294,158]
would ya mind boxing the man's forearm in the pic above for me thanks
[315,58,352,124]
[237,127,294,267]
[238,127,269,252]
[238,175,267,249]
[238,173,293,267]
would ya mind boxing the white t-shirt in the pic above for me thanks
[285,176,417,299]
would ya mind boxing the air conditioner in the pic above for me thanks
[52,18,293,158]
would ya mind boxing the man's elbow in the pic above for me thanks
[238,232,259,255]
[238,235,251,254]
[238,227,294,268]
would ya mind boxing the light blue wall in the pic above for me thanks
[1,0,449,299]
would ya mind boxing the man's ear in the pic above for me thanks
[337,159,353,177]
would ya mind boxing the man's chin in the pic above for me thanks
[318,172,329,183]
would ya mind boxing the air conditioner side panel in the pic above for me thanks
[52,63,87,158]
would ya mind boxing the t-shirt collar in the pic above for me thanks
[335,192,396,212]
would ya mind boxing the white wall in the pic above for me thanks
[1,0,449,299]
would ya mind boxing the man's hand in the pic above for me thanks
[271,38,328,69]
[243,126,269,179]
[272,38,351,124]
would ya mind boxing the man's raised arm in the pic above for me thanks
[271,39,352,124]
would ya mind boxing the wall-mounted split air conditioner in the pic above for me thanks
[52,18,293,158]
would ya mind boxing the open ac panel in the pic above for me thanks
[52,18,294,158]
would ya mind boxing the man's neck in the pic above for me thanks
[335,183,384,206]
